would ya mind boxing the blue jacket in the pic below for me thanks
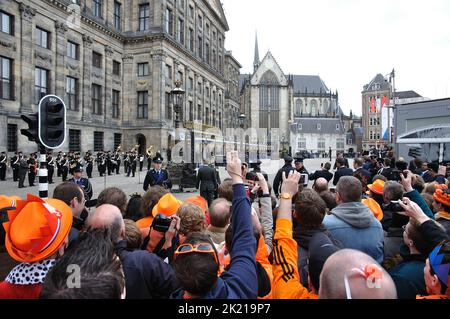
[389,253,427,299]
[172,183,258,299]
[115,241,180,299]
[404,189,434,219]
[323,202,384,263]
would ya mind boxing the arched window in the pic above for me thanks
[260,70,279,85]
[295,99,302,116]
[310,99,318,116]
[322,99,329,114]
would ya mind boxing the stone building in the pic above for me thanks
[0,0,239,157]
[239,35,347,158]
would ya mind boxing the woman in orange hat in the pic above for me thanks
[362,179,385,221]
[0,194,73,299]
[432,185,450,235]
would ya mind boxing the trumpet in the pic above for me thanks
[116,144,122,153]
[131,144,140,153]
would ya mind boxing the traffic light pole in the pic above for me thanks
[38,144,48,199]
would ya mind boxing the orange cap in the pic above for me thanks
[367,179,385,195]
[433,184,450,207]
[151,193,183,217]
[186,195,208,214]
[362,198,384,221]
[3,194,73,263]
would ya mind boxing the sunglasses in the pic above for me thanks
[174,243,219,264]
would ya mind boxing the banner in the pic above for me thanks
[381,100,389,141]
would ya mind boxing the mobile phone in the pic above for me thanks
[299,174,309,186]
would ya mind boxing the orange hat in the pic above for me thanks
[433,184,450,207]
[362,198,384,221]
[151,193,183,217]
[367,179,385,195]
[3,194,73,263]
[185,195,208,214]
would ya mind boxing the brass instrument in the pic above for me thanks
[116,144,122,153]
[131,144,140,153]
[146,146,154,157]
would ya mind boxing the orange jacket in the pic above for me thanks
[362,198,383,221]
[256,235,273,299]
[272,219,318,299]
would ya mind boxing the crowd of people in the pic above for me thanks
[0,149,449,299]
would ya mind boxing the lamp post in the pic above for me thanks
[170,80,185,155]
[238,114,248,162]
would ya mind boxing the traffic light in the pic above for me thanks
[21,113,39,142]
[38,95,66,149]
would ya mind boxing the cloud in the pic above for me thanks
[222,0,450,116]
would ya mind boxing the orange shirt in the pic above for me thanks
[256,236,273,299]
[272,219,318,299]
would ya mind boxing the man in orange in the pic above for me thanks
[432,185,450,235]
[0,194,72,299]
[273,171,335,299]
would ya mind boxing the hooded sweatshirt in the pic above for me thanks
[323,202,384,263]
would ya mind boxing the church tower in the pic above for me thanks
[253,32,260,73]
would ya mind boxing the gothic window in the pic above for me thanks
[295,99,302,116]
[322,99,329,114]
[310,99,318,116]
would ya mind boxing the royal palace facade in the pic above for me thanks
[0,0,241,157]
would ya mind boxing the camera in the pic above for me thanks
[389,201,405,213]
[245,172,259,182]
[152,214,172,233]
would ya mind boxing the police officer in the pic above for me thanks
[47,151,55,184]
[272,155,295,197]
[196,158,219,207]
[10,152,20,182]
[0,151,7,181]
[61,154,69,182]
[18,154,28,188]
[84,151,94,179]
[69,164,93,200]
[294,157,309,175]
[143,153,172,191]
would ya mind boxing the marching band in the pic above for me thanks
[1,145,169,189]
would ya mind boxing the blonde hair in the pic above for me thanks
[177,203,206,236]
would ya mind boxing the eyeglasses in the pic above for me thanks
[174,243,219,264]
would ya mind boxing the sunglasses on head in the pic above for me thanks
[174,243,219,264]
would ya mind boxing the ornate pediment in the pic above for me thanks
[0,40,16,51]
[35,50,53,63]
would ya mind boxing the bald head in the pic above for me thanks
[319,249,397,299]
[87,204,125,243]
[314,178,329,194]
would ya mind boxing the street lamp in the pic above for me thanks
[238,114,248,161]
[170,80,185,130]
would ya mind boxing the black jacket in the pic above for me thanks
[273,164,295,196]
[309,169,333,182]
[354,167,373,184]
[196,165,219,191]
[143,169,172,191]
[115,241,180,299]
[333,167,354,186]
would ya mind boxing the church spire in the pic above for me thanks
[253,31,260,73]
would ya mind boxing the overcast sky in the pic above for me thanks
[221,0,450,116]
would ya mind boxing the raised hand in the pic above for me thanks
[280,170,300,197]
